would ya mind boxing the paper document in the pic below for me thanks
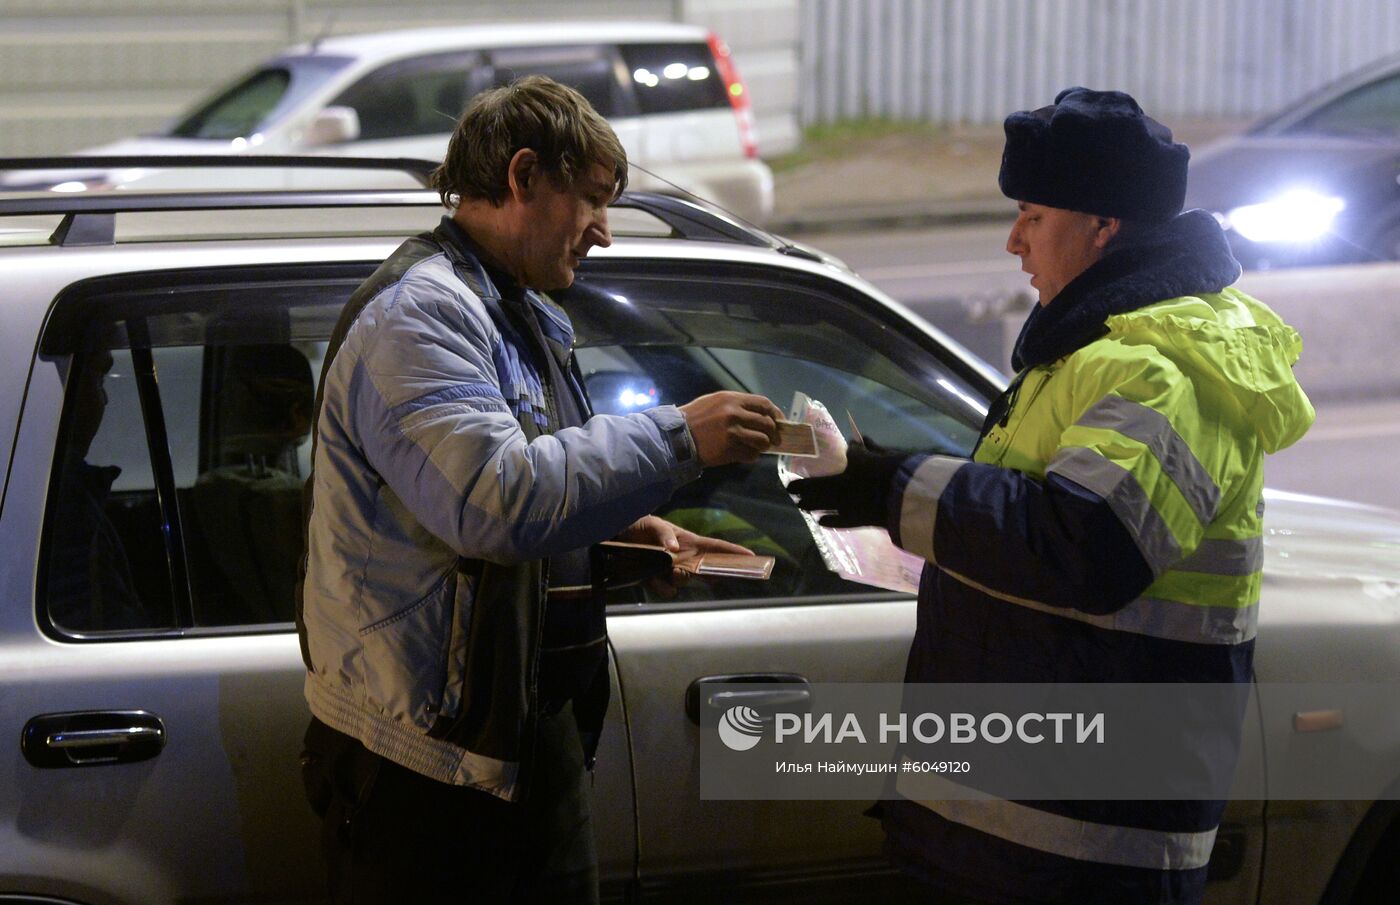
[778,393,924,595]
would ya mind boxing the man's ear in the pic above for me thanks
[1093,216,1122,249]
[507,148,540,202]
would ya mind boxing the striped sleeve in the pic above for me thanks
[888,453,1156,614]
[1047,360,1215,579]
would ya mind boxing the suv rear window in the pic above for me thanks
[618,42,729,114]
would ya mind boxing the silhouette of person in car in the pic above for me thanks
[47,348,146,631]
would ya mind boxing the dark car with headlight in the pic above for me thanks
[1186,53,1400,269]
[2,157,1400,905]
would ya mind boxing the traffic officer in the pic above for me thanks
[790,87,1315,905]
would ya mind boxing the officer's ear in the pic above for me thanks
[1093,216,1122,249]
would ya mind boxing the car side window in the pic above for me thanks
[46,346,178,632]
[1291,73,1400,137]
[40,271,357,637]
[560,264,991,606]
[331,52,479,139]
[487,45,633,117]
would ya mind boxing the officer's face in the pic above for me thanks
[1006,202,1118,306]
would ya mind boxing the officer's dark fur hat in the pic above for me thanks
[999,87,1189,222]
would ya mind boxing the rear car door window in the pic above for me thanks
[39,267,362,636]
[331,51,480,139]
[487,45,634,117]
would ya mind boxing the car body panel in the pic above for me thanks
[609,601,913,875]
[1187,136,1399,213]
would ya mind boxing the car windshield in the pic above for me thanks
[164,55,354,140]
[1286,71,1400,139]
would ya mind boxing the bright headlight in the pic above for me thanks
[617,386,658,409]
[1225,190,1346,243]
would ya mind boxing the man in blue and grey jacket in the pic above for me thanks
[297,75,783,903]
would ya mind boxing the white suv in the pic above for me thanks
[25,22,775,224]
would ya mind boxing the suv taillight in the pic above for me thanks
[708,32,758,159]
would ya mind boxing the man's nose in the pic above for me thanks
[1006,221,1024,256]
[586,211,612,249]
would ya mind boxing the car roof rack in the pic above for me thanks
[0,155,777,250]
[609,193,770,247]
[0,154,439,185]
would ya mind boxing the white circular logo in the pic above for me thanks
[717,705,766,751]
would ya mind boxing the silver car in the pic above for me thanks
[1,158,1397,905]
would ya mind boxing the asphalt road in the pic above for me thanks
[792,223,1400,513]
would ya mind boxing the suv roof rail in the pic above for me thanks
[0,154,438,185]
[0,157,777,250]
[611,193,771,247]
[0,155,441,246]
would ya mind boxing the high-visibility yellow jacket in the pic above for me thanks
[881,210,1314,905]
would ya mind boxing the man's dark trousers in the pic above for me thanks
[300,703,598,904]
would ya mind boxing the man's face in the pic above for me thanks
[1006,202,1112,306]
[516,160,615,290]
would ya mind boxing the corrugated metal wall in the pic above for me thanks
[0,0,799,156]
[800,0,1400,125]
[7,0,1399,157]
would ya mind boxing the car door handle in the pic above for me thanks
[686,673,811,725]
[22,711,166,768]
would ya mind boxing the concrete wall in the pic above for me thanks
[0,0,800,157]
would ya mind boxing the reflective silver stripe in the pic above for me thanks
[939,565,1259,644]
[1178,537,1263,576]
[895,772,1218,871]
[1047,447,1181,576]
[898,455,967,564]
[1077,396,1220,526]
[1256,497,1266,519]
[1113,596,1257,644]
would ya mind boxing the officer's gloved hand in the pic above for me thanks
[788,440,910,529]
